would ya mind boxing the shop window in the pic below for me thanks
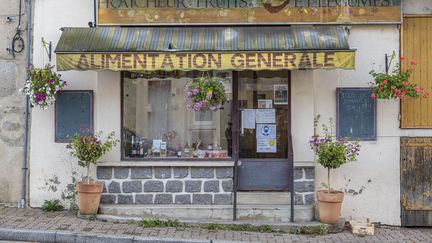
[122,71,232,160]
[55,90,93,142]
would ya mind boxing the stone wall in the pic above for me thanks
[97,166,315,206]
[0,0,28,206]
[294,167,315,205]
[97,166,233,205]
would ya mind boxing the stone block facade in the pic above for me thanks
[97,166,233,205]
[294,167,315,205]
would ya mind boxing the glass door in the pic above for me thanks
[236,70,291,191]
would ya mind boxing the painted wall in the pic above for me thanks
[0,0,29,206]
[404,0,432,15]
[29,0,430,226]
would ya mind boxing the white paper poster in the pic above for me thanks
[258,99,273,108]
[256,124,276,139]
[242,109,256,129]
[257,138,277,153]
[255,109,276,123]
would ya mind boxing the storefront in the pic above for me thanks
[29,0,407,224]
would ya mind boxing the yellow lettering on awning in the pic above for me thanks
[56,51,355,71]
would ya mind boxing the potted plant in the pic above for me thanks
[20,64,67,109]
[184,76,227,111]
[309,116,360,224]
[68,130,118,215]
[369,53,429,100]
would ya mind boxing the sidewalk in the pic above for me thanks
[1,207,432,242]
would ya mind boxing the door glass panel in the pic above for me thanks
[238,71,289,159]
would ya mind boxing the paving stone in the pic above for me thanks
[203,180,220,192]
[122,181,142,193]
[222,180,233,192]
[191,168,214,178]
[173,167,188,178]
[130,167,152,179]
[154,194,173,204]
[185,180,202,193]
[135,194,153,204]
[154,167,171,179]
[114,167,129,179]
[304,168,315,180]
[117,195,133,204]
[175,195,191,204]
[192,194,212,205]
[100,195,116,204]
[294,181,314,193]
[97,167,112,180]
[108,181,121,193]
[294,168,303,180]
[143,181,164,192]
[166,180,183,193]
[216,167,233,178]
[1,207,432,243]
[214,194,232,205]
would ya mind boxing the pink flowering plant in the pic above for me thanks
[68,130,118,184]
[369,54,429,100]
[184,76,227,111]
[309,116,360,193]
[20,64,67,109]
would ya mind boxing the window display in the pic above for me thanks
[122,71,232,159]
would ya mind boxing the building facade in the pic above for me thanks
[27,0,432,226]
[0,0,29,207]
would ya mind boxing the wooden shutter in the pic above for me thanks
[401,17,432,128]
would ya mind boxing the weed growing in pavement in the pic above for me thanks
[288,225,329,235]
[138,218,184,228]
[202,223,274,233]
[41,199,64,212]
[135,218,328,235]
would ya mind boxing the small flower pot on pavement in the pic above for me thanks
[76,181,104,215]
[316,190,344,224]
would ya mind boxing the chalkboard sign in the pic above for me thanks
[55,91,93,142]
[336,88,376,141]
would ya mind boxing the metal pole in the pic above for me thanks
[232,71,239,221]
[93,0,97,26]
[20,0,32,209]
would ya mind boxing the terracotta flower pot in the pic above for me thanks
[316,190,344,224]
[76,181,104,215]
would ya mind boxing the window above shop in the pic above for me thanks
[121,71,233,160]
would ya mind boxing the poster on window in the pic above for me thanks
[256,124,276,139]
[274,85,288,105]
[257,138,277,153]
[255,109,276,123]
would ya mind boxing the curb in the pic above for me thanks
[0,227,233,243]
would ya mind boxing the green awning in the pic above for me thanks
[56,26,350,53]
[55,26,355,71]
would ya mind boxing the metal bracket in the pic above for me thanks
[41,37,52,62]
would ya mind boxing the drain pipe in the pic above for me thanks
[19,0,32,209]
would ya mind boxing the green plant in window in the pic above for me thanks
[184,76,227,111]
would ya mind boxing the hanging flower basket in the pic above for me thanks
[184,76,227,111]
[369,55,429,100]
[21,64,67,109]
